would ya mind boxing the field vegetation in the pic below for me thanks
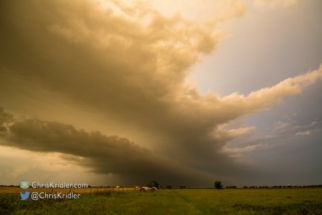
[1,187,322,215]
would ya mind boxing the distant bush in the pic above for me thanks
[147,180,159,188]
[167,185,172,189]
[226,186,237,189]
[214,181,223,189]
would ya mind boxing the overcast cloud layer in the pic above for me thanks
[0,0,321,186]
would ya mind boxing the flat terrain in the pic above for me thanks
[1,187,322,215]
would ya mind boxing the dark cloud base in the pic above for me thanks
[0,108,229,186]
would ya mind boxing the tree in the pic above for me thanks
[147,180,159,188]
[214,181,223,189]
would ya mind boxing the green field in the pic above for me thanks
[1,188,322,215]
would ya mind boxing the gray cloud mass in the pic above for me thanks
[0,108,222,186]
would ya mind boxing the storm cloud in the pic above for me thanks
[0,0,321,186]
[0,110,219,185]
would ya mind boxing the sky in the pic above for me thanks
[0,0,321,187]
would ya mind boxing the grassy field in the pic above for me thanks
[1,187,322,215]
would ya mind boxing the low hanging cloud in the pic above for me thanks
[0,0,321,185]
[0,108,222,186]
